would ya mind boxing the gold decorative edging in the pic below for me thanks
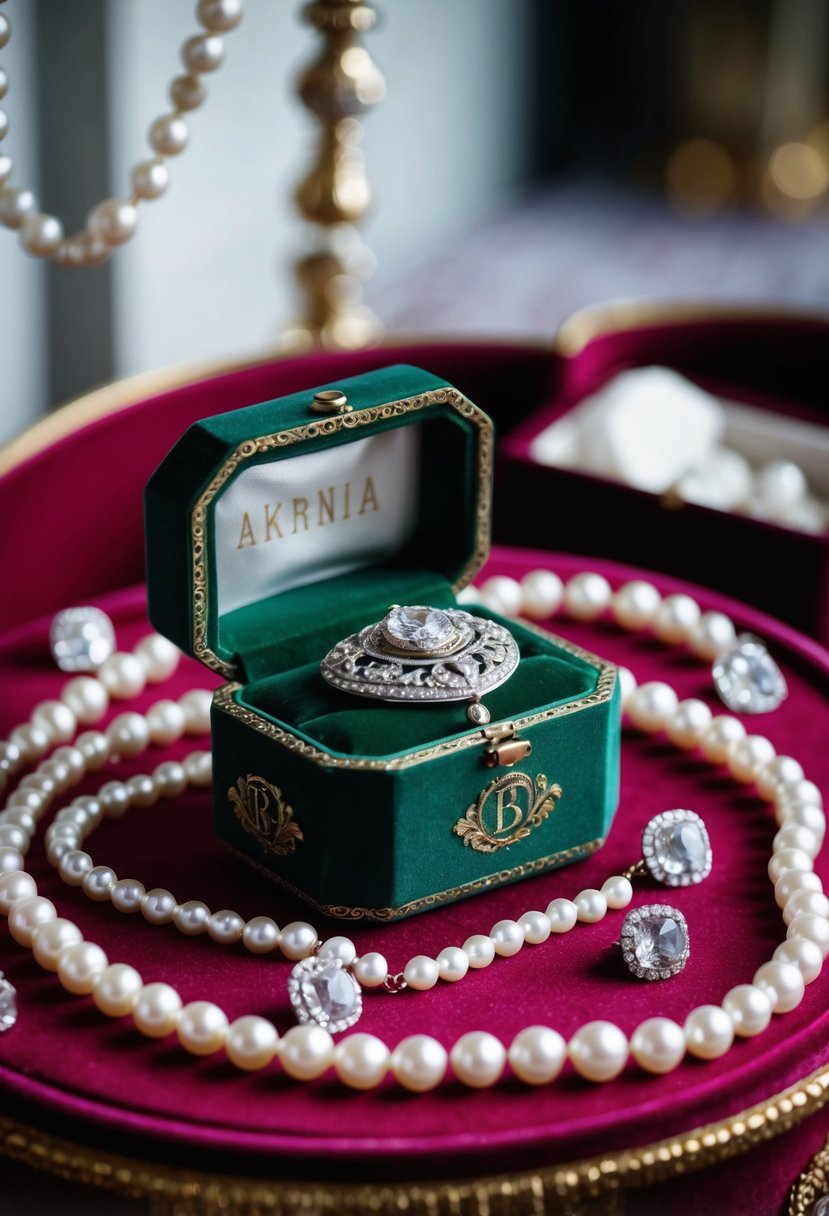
[226,837,602,922]
[1,1065,828,1215]
[212,628,616,774]
[190,386,493,677]
[789,1125,829,1215]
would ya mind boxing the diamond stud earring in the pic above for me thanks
[619,904,690,980]
[50,606,116,673]
[712,633,788,715]
[623,809,713,888]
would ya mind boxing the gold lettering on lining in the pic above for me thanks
[453,772,562,853]
[228,774,304,855]
[237,512,256,549]
[233,476,381,552]
[359,475,379,515]
[264,501,283,541]
[292,496,309,533]
[318,486,335,526]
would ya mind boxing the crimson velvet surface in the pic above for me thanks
[0,343,827,1214]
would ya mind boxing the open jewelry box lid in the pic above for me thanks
[144,364,493,683]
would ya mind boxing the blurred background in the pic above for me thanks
[2,0,829,446]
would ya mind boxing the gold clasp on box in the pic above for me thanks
[481,723,532,769]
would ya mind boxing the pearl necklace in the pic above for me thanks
[0,0,243,266]
[0,568,826,1091]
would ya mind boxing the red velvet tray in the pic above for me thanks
[0,342,827,1214]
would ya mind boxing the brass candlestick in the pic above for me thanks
[283,0,386,351]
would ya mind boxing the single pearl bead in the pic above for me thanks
[520,569,563,619]
[169,73,207,112]
[773,938,823,985]
[0,107,6,139]
[9,723,50,763]
[463,933,496,967]
[0,869,36,914]
[57,940,108,995]
[490,919,524,957]
[436,946,469,982]
[403,955,439,990]
[0,66,6,99]
[0,825,28,855]
[31,699,76,744]
[182,32,224,73]
[54,746,87,784]
[0,14,8,49]
[665,698,712,750]
[684,1005,734,1059]
[280,1024,334,1080]
[0,845,23,874]
[774,824,821,862]
[93,963,143,1018]
[20,211,63,257]
[630,1017,685,1074]
[601,876,633,910]
[280,920,317,961]
[569,1021,628,1082]
[616,666,636,710]
[612,580,661,630]
[775,869,822,910]
[40,757,72,794]
[450,1031,506,1088]
[76,730,109,771]
[353,951,388,987]
[508,1025,566,1084]
[153,761,188,799]
[0,184,36,229]
[61,676,109,724]
[333,1033,390,1090]
[135,634,180,682]
[1,809,34,836]
[87,198,137,246]
[183,751,212,786]
[755,459,807,511]
[131,159,169,201]
[58,850,93,887]
[207,908,244,945]
[546,898,578,933]
[178,1001,228,1056]
[242,915,281,955]
[133,982,182,1038]
[173,900,210,936]
[783,888,829,926]
[518,910,552,944]
[8,786,45,813]
[756,755,804,801]
[778,779,823,809]
[574,889,607,923]
[111,878,146,914]
[563,572,612,621]
[126,774,156,808]
[722,984,773,1037]
[626,681,678,733]
[688,611,736,660]
[70,794,102,828]
[753,960,805,1012]
[197,0,243,32]
[31,917,82,971]
[480,575,522,616]
[652,593,701,644]
[180,689,212,734]
[390,1035,447,1092]
[105,712,150,759]
[45,838,75,868]
[768,848,813,884]
[99,781,130,819]
[141,887,177,925]
[728,734,776,784]
[82,865,117,902]
[99,652,146,699]
[776,800,826,838]
[146,700,186,746]
[149,113,189,156]
[226,1016,279,1072]
[318,935,357,966]
[788,913,829,957]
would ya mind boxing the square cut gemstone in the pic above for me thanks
[301,965,360,1024]
[633,912,686,970]
[656,821,707,876]
[712,634,787,714]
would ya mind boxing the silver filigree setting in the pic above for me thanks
[287,956,362,1034]
[320,605,519,720]
[712,633,788,715]
[620,904,690,981]
[641,809,712,887]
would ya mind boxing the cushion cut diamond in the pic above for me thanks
[384,605,454,651]
[641,809,713,887]
[287,956,362,1034]
[50,607,116,673]
[712,634,787,714]
[621,905,689,980]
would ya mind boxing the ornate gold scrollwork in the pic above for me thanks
[454,772,563,853]
[228,775,304,856]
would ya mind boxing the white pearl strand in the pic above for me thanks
[0,0,243,265]
[0,568,826,1090]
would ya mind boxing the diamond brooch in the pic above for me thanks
[320,604,520,725]
[712,633,788,715]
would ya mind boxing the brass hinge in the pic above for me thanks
[481,723,532,769]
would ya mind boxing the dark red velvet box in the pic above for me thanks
[0,326,827,1215]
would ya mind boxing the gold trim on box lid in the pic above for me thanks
[190,386,493,679]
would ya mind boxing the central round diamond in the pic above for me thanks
[383,605,455,651]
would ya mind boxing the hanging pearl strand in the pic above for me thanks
[0,568,826,1088]
[0,0,243,266]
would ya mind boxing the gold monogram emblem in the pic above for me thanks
[228,775,304,856]
[453,773,562,853]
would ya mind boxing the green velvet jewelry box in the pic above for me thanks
[144,364,620,920]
